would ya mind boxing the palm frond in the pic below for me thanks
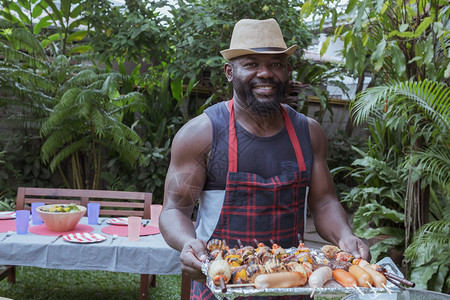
[404,218,450,266]
[0,67,56,94]
[352,80,450,132]
[48,137,91,172]
[351,85,389,125]
[10,28,47,59]
[0,43,50,71]
[409,144,450,187]
[41,128,81,164]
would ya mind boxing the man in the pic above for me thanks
[160,18,370,299]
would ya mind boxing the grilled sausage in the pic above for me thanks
[255,271,307,289]
[332,269,357,287]
[349,265,374,287]
[308,266,333,288]
[363,266,387,288]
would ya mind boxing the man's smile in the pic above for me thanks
[252,84,277,96]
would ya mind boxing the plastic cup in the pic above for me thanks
[150,205,162,227]
[87,203,100,225]
[128,216,141,241]
[15,210,30,234]
[31,202,45,225]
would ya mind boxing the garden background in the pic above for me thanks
[0,0,448,296]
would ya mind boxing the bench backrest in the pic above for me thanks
[16,187,153,219]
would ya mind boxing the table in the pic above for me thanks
[0,217,181,296]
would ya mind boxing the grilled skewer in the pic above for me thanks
[376,267,415,287]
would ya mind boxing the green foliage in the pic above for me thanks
[1,0,91,56]
[101,69,184,202]
[40,68,145,190]
[302,0,450,101]
[348,79,450,291]
[340,119,409,262]
[83,0,171,67]
[404,213,450,293]
[0,5,145,191]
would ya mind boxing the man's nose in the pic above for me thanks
[256,65,274,78]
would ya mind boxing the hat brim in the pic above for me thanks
[220,45,297,61]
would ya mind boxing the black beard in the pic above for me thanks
[233,78,287,115]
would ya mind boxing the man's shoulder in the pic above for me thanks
[282,104,310,122]
[178,113,212,136]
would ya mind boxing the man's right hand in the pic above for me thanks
[180,239,208,283]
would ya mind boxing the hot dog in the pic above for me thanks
[254,271,307,289]
[332,269,357,287]
[362,266,387,288]
[308,266,332,288]
[352,258,370,268]
[349,265,374,287]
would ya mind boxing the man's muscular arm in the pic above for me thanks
[159,113,212,282]
[306,118,370,260]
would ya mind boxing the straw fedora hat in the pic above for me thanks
[220,18,297,61]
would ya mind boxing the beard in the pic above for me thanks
[233,77,287,115]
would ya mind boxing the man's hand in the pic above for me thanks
[338,235,371,261]
[180,239,208,283]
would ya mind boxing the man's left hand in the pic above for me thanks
[338,235,371,261]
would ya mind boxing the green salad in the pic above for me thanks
[41,203,81,213]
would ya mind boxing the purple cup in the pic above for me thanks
[31,202,45,225]
[15,210,30,234]
[87,203,100,225]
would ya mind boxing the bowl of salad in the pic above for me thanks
[36,204,86,232]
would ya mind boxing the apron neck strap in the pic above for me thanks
[228,99,306,173]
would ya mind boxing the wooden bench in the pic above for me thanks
[0,187,158,299]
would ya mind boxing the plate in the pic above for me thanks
[106,217,128,225]
[0,211,16,220]
[62,232,106,243]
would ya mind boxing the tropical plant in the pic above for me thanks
[300,0,449,289]
[40,65,145,190]
[404,211,450,293]
[0,1,146,191]
[349,79,450,291]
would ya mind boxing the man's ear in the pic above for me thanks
[224,63,233,82]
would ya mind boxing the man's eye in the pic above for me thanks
[273,63,283,67]
[245,63,256,67]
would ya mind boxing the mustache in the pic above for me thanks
[249,80,283,88]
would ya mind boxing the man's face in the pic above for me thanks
[228,54,290,114]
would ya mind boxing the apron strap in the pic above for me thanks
[228,100,238,172]
[228,99,306,173]
[281,107,306,172]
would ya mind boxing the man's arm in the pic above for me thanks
[306,118,370,260]
[159,113,212,282]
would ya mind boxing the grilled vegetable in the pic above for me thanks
[208,253,232,286]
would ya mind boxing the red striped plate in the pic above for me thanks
[62,232,106,243]
[0,212,16,220]
[106,218,128,225]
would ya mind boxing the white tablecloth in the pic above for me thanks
[0,217,181,275]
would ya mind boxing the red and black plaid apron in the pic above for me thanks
[191,100,311,299]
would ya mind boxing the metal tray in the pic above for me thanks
[203,253,403,300]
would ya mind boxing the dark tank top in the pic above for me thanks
[203,101,313,190]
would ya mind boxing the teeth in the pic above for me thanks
[255,86,272,90]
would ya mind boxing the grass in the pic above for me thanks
[0,266,182,299]
[0,267,347,299]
